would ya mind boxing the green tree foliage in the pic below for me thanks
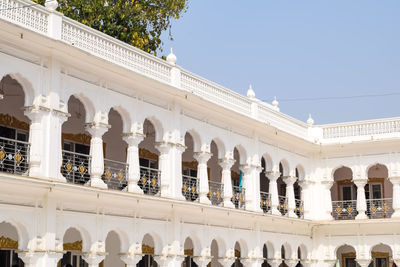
[33,0,187,55]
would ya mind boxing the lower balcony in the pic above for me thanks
[332,199,393,220]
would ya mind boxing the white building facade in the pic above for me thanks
[0,1,400,267]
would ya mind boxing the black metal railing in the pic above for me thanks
[260,191,271,213]
[138,166,161,195]
[208,181,224,206]
[182,175,199,201]
[61,150,91,185]
[232,185,245,210]
[0,136,29,175]
[103,158,128,190]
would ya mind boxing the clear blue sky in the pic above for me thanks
[160,0,400,124]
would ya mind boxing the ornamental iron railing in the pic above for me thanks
[182,175,199,202]
[103,158,128,191]
[260,191,271,213]
[61,150,91,185]
[208,181,223,206]
[0,136,29,175]
[295,199,304,218]
[232,185,245,210]
[332,200,357,220]
[138,166,160,196]
[366,198,393,219]
[278,196,288,215]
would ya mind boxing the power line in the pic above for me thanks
[262,92,400,103]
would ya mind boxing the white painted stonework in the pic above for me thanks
[0,0,399,266]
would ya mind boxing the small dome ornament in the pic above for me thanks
[45,0,58,11]
[166,48,177,66]
[307,114,314,126]
[272,96,280,111]
[247,84,255,99]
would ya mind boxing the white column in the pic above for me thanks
[82,253,106,267]
[219,157,235,208]
[268,259,283,267]
[244,258,264,267]
[155,255,186,267]
[354,179,368,219]
[170,143,186,200]
[284,176,298,218]
[194,151,212,204]
[389,176,400,218]
[241,164,263,212]
[156,142,172,198]
[356,259,372,267]
[24,108,46,178]
[156,142,184,199]
[285,259,299,267]
[266,171,281,215]
[321,180,334,220]
[19,252,63,267]
[194,256,212,267]
[120,254,142,267]
[85,123,109,189]
[123,132,145,193]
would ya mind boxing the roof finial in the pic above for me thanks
[247,84,255,99]
[167,48,177,65]
[272,96,280,111]
[45,0,58,10]
[307,114,314,126]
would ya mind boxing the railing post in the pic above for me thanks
[265,171,281,215]
[354,179,368,219]
[123,131,145,193]
[194,151,212,204]
[85,122,109,189]
[284,176,298,218]
[219,157,235,209]
[389,176,400,218]
[45,0,63,40]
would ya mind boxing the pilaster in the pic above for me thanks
[82,253,106,267]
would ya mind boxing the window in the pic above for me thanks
[58,251,88,267]
[341,184,356,201]
[63,141,90,155]
[183,167,197,178]
[0,250,24,267]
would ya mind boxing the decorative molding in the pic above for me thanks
[0,236,18,249]
[63,240,83,251]
[142,244,154,255]
[0,113,29,131]
[184,248,194,256]
[62,132,91,146]
[139,148,158,161]
[182,161,197,170]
